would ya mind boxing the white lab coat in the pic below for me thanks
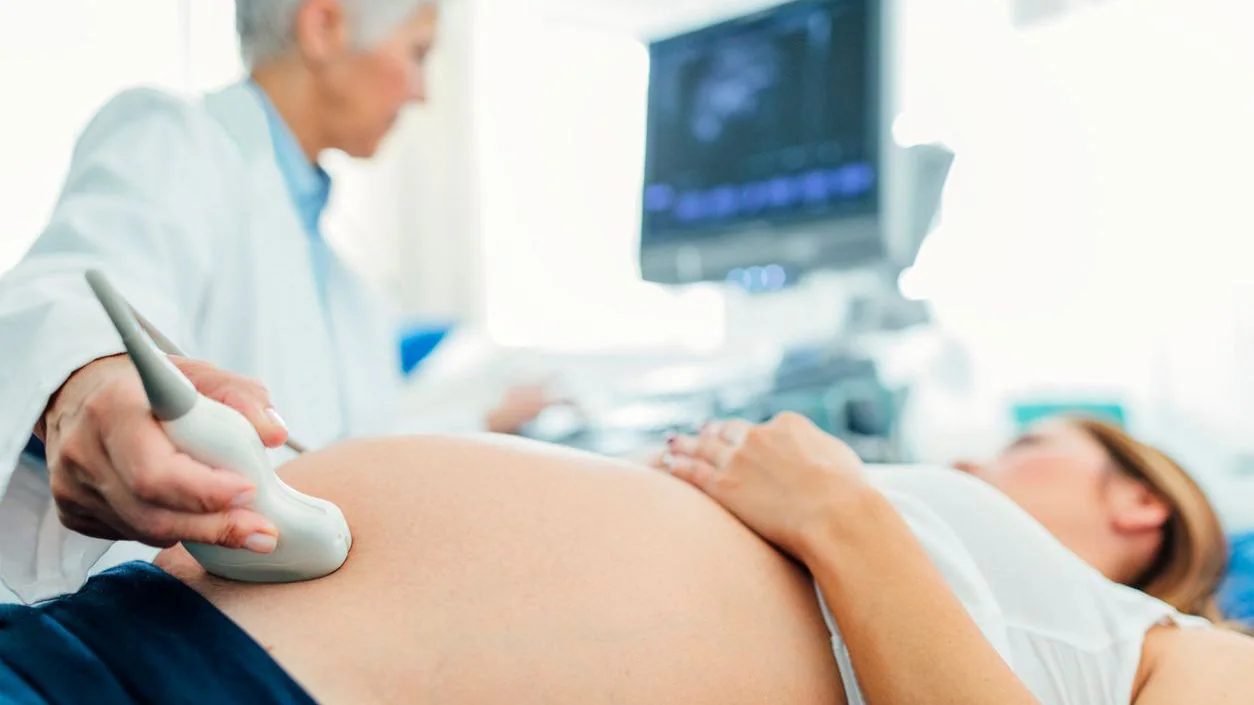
[0,81,404,603]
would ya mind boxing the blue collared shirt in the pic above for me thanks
[248,81,332,243]
[246,86,450,377]
[248,81,335,303]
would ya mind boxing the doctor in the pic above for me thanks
[0,0,546,603]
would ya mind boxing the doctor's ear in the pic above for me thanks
[294,0,351,65]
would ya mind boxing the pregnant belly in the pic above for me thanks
[157,435,845,705]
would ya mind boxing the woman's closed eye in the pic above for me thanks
[1006,434,1043,451]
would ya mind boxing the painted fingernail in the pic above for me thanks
[264,407,287,430]
[244,533,278,554]
[231,490,256,508]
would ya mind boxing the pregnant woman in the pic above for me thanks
[2,415,1251,704]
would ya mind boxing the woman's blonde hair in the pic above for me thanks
[1069,417,1229,620]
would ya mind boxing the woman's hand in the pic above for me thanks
[660,412,870,559]
[667,416,1047,705]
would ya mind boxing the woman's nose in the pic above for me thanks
[952,460,986,477]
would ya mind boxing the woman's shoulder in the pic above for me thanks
[864,463,1187,636]
[864,463,984,488]
[864,464,1026,524]
[1135,625,1254,704]
[865,466,1193,638]
[864,464,1209,704]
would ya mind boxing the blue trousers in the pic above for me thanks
[0,562,315,705]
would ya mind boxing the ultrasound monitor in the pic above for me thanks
[639,0,884,287]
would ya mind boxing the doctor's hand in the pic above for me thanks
[37,354,288,553]
[659,412,870,560]
[485,383,560,434]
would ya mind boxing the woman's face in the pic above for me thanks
[967,420,1168,582]
[315,4,439,158]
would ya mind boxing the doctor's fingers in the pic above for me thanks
[50,461,126,541]
[101,425,257,514]
[173,359,289,449]
[219,387,290,449]
[107,495,278,552]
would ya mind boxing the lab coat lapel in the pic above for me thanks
[200,82,402,440]
[201,83,274,170]
[199,82,351,446]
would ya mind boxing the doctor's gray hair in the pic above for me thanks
[236,0,438,67]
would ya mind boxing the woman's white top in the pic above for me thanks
[819,465,1209,705]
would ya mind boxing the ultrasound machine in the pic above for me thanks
[526,0,954,462]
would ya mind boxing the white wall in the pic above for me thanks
[183,0,246,92]
[0,1,189,273]
[899,0,1254,526]
[0,0,477,326]
[470,0,726,352]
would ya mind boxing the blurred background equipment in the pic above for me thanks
[516,0,949,462]
[1011,400,1127,431]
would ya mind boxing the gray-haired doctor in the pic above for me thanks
[0,0,546,603]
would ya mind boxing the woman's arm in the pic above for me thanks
[664,413,1040,705]
[800,484,1038,705]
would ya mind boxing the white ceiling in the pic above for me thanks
[526,0,1088,39]
[526,0,794,40]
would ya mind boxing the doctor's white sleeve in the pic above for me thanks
[0,89,226,602]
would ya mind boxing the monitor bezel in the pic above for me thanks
[638,0,886,277]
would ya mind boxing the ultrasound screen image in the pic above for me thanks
[642,0,876,243]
